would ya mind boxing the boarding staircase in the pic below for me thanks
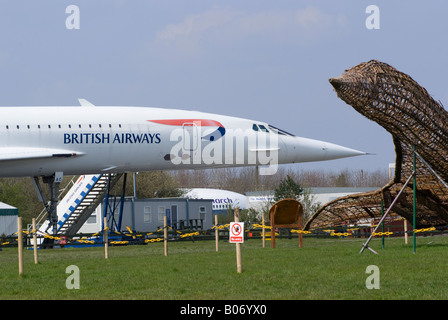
[37,173,123,236]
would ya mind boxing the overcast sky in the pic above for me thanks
[0,1,446,173]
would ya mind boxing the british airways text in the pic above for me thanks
[63,133,161,144]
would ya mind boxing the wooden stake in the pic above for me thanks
[164,216,168,256]
[234,208,242,273]
[32,218,38,264]
[298,205,303,248]
[17,217,24,276]
[262,212,266,248]
[215,214,219,252]
[103,217,109,259]
[271,205,277,249]
[404,218,408,245]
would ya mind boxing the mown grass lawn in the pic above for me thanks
[1,235,447,300]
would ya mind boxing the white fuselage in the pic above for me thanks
[0,105,365,177]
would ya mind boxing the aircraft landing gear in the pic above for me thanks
[32,172,63,243]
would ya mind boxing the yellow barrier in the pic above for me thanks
[330,232,351,237]
[372,232,394,236]
[212,224,230,230]
[414,227,436,233]
[110,241,129,245]
[42,233,62,241]
[251,224,271,230]
[290,229,311,234]
[145,238,163,243]
[179,232,200,238]
[76,239,95,244]
[1,222,439,247]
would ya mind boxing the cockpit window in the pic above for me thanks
[253,123,295,135]
[252,123,269,132]
[268,125,295,136]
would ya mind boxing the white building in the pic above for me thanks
[0,202,18,236]
[78,197,213,234]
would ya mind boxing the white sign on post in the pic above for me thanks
[229,222,244,243]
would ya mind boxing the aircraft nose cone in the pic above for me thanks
[322,141,367,159]
[278,136,367,164]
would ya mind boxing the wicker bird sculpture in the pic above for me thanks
[305,60,448,230]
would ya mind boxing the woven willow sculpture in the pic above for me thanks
[305,60,448,230]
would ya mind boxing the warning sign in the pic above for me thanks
[229,222,244,243]
[59,236,67,245]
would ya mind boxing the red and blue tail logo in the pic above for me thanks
[148,119,226,141]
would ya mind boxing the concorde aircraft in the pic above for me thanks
[185,188,248,214]
[0,99,366,233]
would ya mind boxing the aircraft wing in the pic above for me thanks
[0,147,84,161]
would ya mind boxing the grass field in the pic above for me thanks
[1,235,448,300]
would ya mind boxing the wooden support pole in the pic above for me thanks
[381,199,385,249]
[215,214,219,252]
[103,217,109,259]
[298,205,303,248]
[32,218,38,264]
[17,217,24,276]
[234,208,242,274]
[164,215,168,256]
[262,212,266,249]
[271,205,277,249]
[404,218,408,244]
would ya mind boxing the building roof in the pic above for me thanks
[0,202,18,216]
